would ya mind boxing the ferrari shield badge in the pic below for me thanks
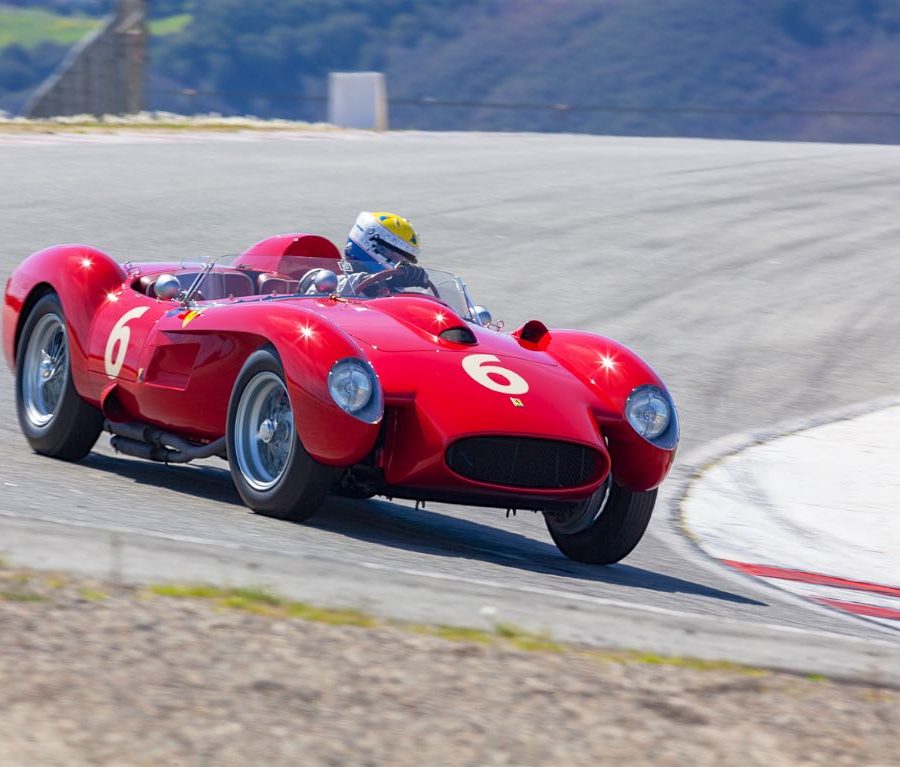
[180,308,205,327]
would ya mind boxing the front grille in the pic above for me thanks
[446,437,599,489]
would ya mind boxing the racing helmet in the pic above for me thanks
[344,211,420,268]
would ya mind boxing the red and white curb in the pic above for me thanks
[724,561,900,624]
[682,405,900,630]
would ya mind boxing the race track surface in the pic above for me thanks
[2,131,899,675]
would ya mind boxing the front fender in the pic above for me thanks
[209,301,382,466]
[541,329,677,491]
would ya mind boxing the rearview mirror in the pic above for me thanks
[472,305,492,326]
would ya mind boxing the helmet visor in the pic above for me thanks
[371,236,418,264]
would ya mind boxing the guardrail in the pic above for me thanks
[146,85,900,126]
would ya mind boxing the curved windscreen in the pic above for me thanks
[184,255,478,321]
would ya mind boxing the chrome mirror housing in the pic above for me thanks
[153,274,181,301]
[472,305,492,327]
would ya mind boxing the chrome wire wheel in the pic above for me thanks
[545,475,612,535]
[21,313,69,429]
[233,371,295,491]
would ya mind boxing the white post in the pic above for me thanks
[328,72,388,130]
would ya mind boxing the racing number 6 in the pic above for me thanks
[461,354,529,395]
[104,307,150,379]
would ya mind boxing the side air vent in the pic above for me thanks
[439,326,477,344]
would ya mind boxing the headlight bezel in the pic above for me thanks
[624,384,679,450]
[327,357,383,424]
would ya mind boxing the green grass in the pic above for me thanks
[615,651,768,675]
[0,5,100,49]
[78,587,108,601]
[146,581,781,676]
[0,591,44,602]
[148,584,376,627]
[0,6,192,49]
[149,13,192,36]
[0,582,44,602]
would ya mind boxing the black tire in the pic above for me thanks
[226,348,335,522]
[545,478,657,565]
[15,292,103,461]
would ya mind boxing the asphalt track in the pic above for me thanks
[2,130,899,680]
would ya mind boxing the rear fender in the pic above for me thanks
[3,245,126,396]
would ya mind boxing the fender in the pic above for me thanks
[3,245,125,399]
[533,328,677,491]
[145,299,382,466]
[237,301,382,465]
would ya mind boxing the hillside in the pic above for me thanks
[6,0,900,143]
[382,0,900,143]
[150,0,900,143]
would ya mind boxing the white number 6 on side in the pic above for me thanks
[104,307,150,379]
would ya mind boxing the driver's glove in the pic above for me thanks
[388,262,429,289]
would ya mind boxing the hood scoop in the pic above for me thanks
[340,295,479,351]
[513,320,551,349]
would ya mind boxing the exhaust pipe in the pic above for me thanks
[110,436,181,463]
[105,421,226,464]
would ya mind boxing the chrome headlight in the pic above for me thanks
[625,384,679,449]
[327,358,383,423]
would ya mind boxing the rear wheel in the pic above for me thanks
[544,476,657,564]
[227,349,335,522]
[15,293,102,460]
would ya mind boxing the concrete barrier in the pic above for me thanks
[328,72,388,130]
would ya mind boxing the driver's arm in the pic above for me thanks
[384,262,429,290]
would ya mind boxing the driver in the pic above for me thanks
[341,211,430,295]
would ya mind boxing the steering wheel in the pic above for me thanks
[353,267,438,298]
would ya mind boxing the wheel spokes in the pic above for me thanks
[23,315,69,428]
[234,372,295,492]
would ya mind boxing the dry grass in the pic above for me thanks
[0,112,342,134]
[146,580,771,675]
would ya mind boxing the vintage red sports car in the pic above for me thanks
[3,233,678,564]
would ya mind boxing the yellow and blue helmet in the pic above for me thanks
[345,211,420,268]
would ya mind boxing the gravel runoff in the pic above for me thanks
[0,568,896,767]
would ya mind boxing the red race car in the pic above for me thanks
[3,233,678,564]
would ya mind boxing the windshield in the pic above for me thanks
[184,255,479,321]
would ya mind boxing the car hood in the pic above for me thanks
[324,295,558,365]
[316,297,605,446]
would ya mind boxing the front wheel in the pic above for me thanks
[544,477,657,564]
[226,348,335,522]
[15,292,103,460]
